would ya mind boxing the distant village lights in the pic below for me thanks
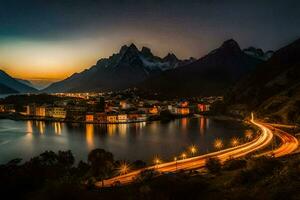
[0,92,222,124]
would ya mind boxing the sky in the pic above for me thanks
[0,0,300,87]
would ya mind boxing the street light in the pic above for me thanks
[214,138,223,150]
[181,152,187,159]
[174,156,178,171]
[231,137,239,147]
[153,155,161,168]
[118,162,130,175]
[190,145,197,156]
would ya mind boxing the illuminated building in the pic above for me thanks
[174,107,190,115]
[86,114,94,122]
[128,114,139,122]
[117,114,128,123]
[94,112,107,123]
[149,106,159,114]
[197,103,210,112]
[35,106,46,117]
[52,107,66,119]
[0,105,4,112]
[107,114,118,123]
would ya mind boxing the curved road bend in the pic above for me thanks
[257,123,298,158]
[96,119,273,187]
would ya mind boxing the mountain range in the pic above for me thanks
[43,44,195,93]
[0,70,37,94]
[43,39,262,96]
[243,47,274,61]
[226,38,300,124]
[138,39,263,97]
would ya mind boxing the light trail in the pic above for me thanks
[264,123,297,129]
[257,123,299,158]
[96,118,273,187]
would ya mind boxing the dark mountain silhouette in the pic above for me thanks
[0,70,38,94]
[227,38,300,123]
[0,82,18,94]
[243,47,274,60]
[138,39,262,97]
[43,44,193,93]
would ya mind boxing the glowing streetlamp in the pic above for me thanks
[190,145,197,156]
[118,162,130,175]
[181,152,187,159]
[231,137,239,147]
[214,138,223,150]
[174,156,178,171]
[153,156,161,168]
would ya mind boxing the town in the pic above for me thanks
[0,90,222,124]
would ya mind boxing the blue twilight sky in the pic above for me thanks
[0,0,299,83]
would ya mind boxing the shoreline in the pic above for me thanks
[0,112,195,125]
[0,112,252,127]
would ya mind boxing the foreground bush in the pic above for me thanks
[223,158,247,171]
[205,157,221,174]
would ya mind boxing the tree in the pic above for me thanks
[205,157,221,174]
[87,149,114,186]
[223,159,247,171]
[57,150,75,168]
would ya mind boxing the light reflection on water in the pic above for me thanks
[0,117,249,164]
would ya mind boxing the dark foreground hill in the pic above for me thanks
[1,149,299,200]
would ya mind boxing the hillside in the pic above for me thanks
[0,82,18,94]
[226,38,300,124]
[0,70,38,94]
[138,39,263,97]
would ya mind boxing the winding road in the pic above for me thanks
[96,118,274,187]
[258,123,299,158]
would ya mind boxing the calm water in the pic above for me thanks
[0,117,249,164]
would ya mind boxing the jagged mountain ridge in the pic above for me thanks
[43,44,194,93]
[137,39,263,97]
[243,47,274,61]
[227,38,300,123]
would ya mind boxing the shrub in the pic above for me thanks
[205,157,221,174]
[223,159,247,171]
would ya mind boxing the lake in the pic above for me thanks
[0,117,250,164]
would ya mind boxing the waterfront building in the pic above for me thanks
[0,105,4,112]
[175,107,190,115]
[86,114,94,122]
[35,106,46,117]
[137,114,147,122]
[197,103,211,112]
[127,113,139,122]
[117,114,128,123]
[94,112,107,123]
[107,114,118,123]
[169,106,190,115]
[52,107,66,119]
